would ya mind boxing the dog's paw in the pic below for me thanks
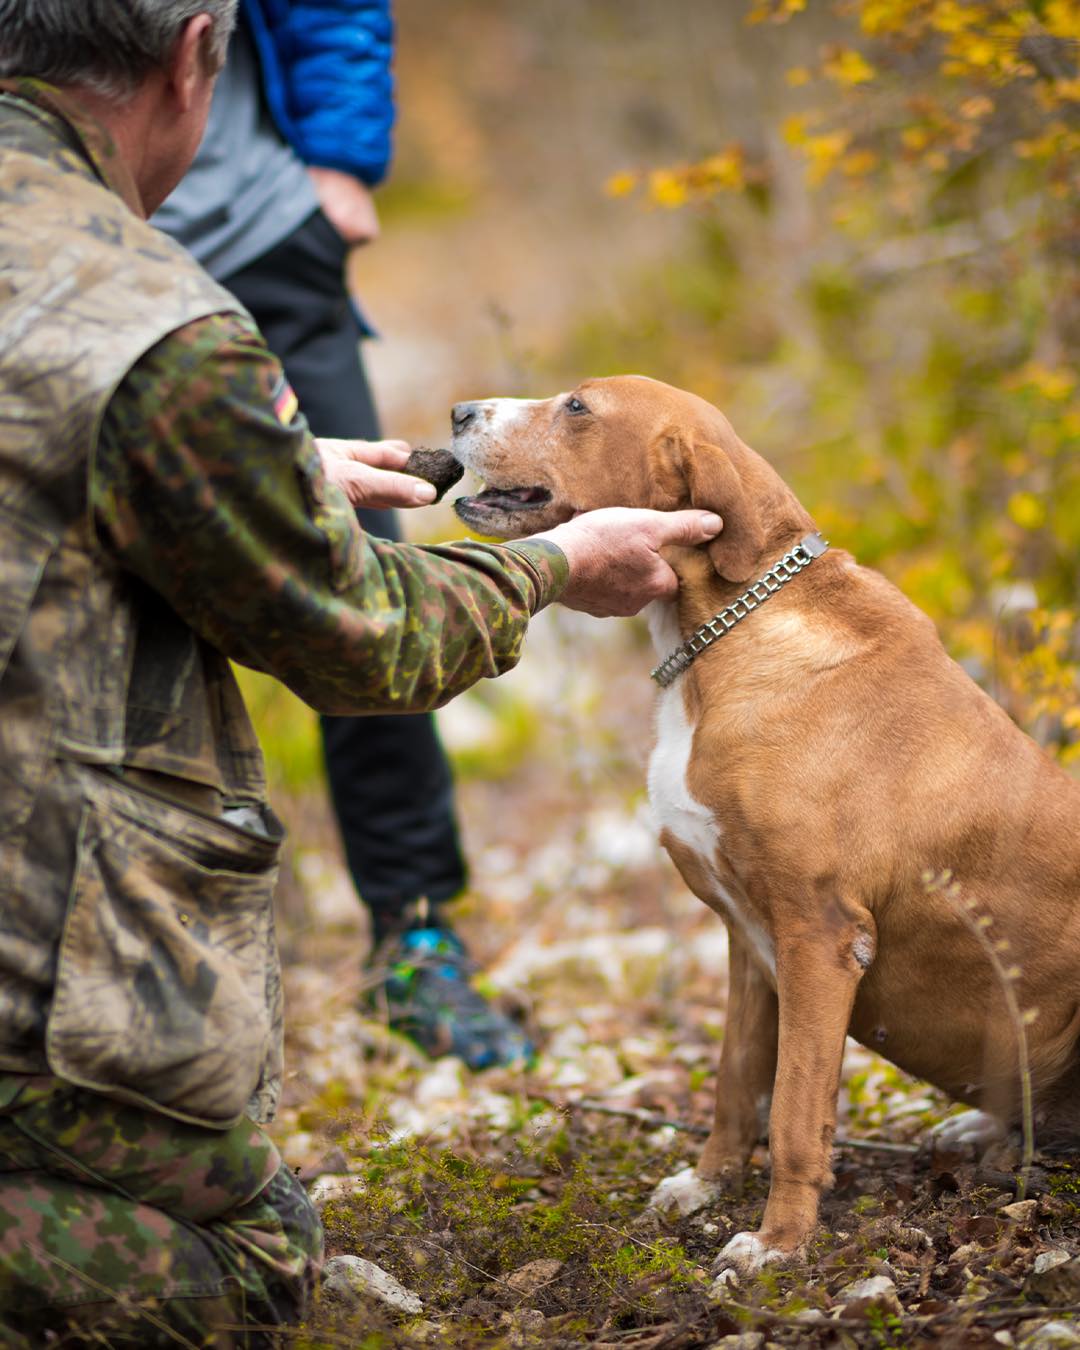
[930,1109,1005,1154]
[708,1231,790,1294]
[646,1165,722,1217]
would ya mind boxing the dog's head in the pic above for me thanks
[451,375,809,584]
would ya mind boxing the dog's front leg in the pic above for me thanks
[698,927,778,1180]
[716,909,875,1277]
[649,926,777,1218]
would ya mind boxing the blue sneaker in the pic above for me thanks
[378,925,535,1071]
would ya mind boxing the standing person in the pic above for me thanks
[0,3,722,1338]
[155,0,529,1072]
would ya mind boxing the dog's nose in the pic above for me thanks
[451,402,478,433]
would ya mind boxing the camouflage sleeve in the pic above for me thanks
[92,313,569,715]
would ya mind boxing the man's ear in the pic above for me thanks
[168,13,216,111]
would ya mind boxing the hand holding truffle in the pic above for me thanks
[317,440,467,509]
[316,438,441,508]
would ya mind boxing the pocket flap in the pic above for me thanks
[47,782,283,1128]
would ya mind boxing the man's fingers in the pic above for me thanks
[316,437,412,468]
[651,509,723,547]
[530,506,725,618]
[328,462,437,509]
[650,559,681,603]
[360,439,411,466]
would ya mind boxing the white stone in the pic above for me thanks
[708,1267,740,1298]
[1020,1322,1080,1349]
[413,1056,467,1107]
[1033,1250,1072,1275]
[836,1276,901,1315]
[1000,1199,1038,1226]
[321,1255,423,1315]
[505,1258,564,1295]
[307,1174,367,1210]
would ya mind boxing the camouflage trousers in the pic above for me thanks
[0,1074,323,1347]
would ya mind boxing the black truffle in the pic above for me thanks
[404,448,465,503]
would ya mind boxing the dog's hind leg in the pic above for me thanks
[715,901,876,1276]
[697,926,778,1181]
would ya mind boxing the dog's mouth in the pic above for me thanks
[453,483,558,536]
[459,484,552,512]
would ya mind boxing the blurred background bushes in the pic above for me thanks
[250,0,1080,786]
[593,0,1079,756]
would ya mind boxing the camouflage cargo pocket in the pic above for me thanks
[46,771,283,1128]
[0,507,57,839]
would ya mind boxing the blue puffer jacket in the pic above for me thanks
[241,0,395,185]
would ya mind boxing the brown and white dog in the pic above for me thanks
[450,375,1080,1274]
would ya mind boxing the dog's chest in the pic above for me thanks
[645,602,776,977]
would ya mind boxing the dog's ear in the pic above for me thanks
[687,440,767,582]
[651,431,766,583]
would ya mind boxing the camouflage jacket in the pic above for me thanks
[0,81,566,1129]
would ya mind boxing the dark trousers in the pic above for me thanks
[225,210,467,937]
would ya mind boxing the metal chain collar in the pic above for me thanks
[650,531,829,688]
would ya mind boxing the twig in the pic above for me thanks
[834,1136,919,1156]
[530,1093,917,1155]
[573,1098,709,1137]
[703,1292,1080,1337]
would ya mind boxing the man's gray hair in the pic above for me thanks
[0,1,239,98]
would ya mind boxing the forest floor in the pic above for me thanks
[261,609,1080,1349]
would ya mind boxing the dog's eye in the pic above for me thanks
[565,396,589,415]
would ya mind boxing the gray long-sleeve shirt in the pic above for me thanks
[154,22,317,280]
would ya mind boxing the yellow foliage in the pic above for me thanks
[1044,0,1080,38]
[929,2,988,34]
[956,36,997,68]
[647,169,690,209]
[699,148,745,191]
[1014,122,1072,159]
[1011,363,1077,400]
[959,95,994,119]
[782,113,810,146]
[822,46,877,86]
[842,148,879,176]
[804,131,852,185]
[606,0,1080,758]
[746,0,807,24]
[1007,492,1047,531]
[604,171,639,198]
[901,125,931,151]
[857,0,910,35]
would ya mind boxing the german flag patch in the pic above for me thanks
[272,373,300,426]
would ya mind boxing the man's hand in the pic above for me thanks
[307,167,380,246]
[317,438,438,509]
[531,508,724,618]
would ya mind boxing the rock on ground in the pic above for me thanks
[320,1255,424,1315]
